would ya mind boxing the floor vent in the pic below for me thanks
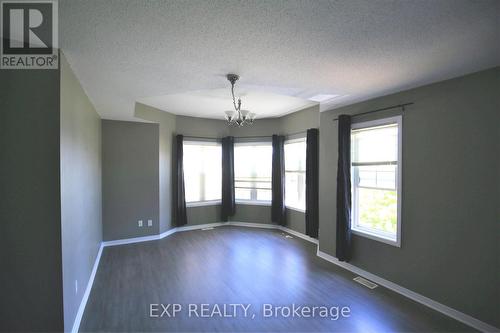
[353,276,378,289]
[201,227,214,231]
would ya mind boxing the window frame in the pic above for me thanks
[350,115,402,247]
[234,140,272,206]
[284,136,307,213]
[183,139,222,207]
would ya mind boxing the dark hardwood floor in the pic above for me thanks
[80,226,473,332]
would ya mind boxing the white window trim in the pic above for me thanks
[235,199,271,206]
[186,200,221,208]
[350,115,402,248]
[286,205,306,213]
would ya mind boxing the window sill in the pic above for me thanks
[351,228,400,247]
[235,200,272,207]
[286,206,306,213]
[186,200,221,208]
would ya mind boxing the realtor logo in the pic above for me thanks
[1,0,58,69]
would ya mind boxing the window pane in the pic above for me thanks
[352,124,398,163]
[284,140,306,171]
[356,188,397,234]
[234,143,272,201]
[257,189,272,201]
[355,165,396,190]
[285,171,306,210]
[183,142,221,202]
[235,188,251,200]
[285,139,307,210]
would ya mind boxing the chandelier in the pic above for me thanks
[224,74,256,126]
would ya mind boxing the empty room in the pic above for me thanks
[1,0,499,332]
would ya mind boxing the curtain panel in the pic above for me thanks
[221,136,236,221]
[336,115,352,261]
[305,128,319,238]
[173,134,187,226]
[272,135,286,225]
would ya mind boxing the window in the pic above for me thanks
[351,116,402,246]
[183,140,222,204]
[234,142,272,204]
[284,137,306,211]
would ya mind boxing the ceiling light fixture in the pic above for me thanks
[224,74,256,126]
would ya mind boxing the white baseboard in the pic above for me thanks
[316,250,498,333]
[175,222,226,233]
[279,225,319,244]
[71,243,103,333]
[72,222,497,333]
[227,221,279,230]
[102,234,161,247]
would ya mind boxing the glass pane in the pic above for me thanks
[356,188,397,235]
[355,165,396,190]
[284,139,307,210]
[234,144,272,201]
[352,124,398,163]
[235,188,251,200]
[183,143,221,202]
[285,171,306,210]
[257,189,272,201]
[284,140,306,171]
[255,181,272,189]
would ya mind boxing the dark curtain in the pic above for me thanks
[305,128,319,238]
[336,115,352,261]
[221,136,235,221]
[272,135,286,225]
[173,134,187,227]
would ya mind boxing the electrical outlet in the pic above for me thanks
[148,219,152,227]
[138,220,143,227]
[75,280,78,294]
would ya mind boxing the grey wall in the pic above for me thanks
[228,117,281,137]
[279,105,320,135]
[60,54,103,331]
[232,205,272,224]
[286,209,306,234]
[176,115,230,138]
[318,67,500,327]
[186,205,221,225]
[0,66,64,330]
[135,104,176,233]
[102,120,160,240]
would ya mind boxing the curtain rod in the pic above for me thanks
[184,129,312,141]
[332,103,413,121]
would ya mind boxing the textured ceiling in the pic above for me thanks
[59,0,500,121]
